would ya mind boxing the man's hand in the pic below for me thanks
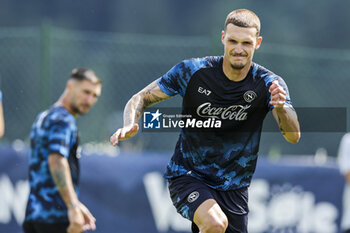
[110,123,139,146]
[79,202,96,231]
[269,80,286,108]
[67,202,96,233]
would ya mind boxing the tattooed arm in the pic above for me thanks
[110,80,171,146]
[270,80,300,144]
[49,154,96,233]
[272,107,300,143]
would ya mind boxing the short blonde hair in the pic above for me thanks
[224,9,261,36]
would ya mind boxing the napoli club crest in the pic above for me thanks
[243,90,257,103]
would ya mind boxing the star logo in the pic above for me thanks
[143,109,162,129]
[150,109,162,122]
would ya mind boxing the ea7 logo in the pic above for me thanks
[198,87,211,96]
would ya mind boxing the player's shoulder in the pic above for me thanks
[45,106,76,128]
[252,62,285,85]
[181,56,222,70]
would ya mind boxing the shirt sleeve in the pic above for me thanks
[338,133,350,174]
[157,59,198,97]
[47,120,72,158]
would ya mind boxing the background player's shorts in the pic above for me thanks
[168,175,249,233]
[23,221,69,233]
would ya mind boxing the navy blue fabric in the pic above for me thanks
[168,175,248,232]
[22,221,69,233]
[159,56,291,191]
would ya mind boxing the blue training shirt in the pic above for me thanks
[25,106,80,223]
[159,56,291,191]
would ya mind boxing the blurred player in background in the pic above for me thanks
[338,133,350,233]
[110,9,300,233]
[23,68,102,233]
[0,77,5,138]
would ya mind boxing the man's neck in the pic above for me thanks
[55,95,78,118]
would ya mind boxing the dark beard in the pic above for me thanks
[71,105,85,115]
[230,62,246,70]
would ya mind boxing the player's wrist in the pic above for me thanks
[67,201,80,210]
[274,105,285,111]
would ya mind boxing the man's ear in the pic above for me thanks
[255,36,263,50]
[221,30,225,45]
[66,79,76,91]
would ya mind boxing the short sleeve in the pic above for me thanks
[338,133,350,174]
[157,61,191,97]
[157,58,210,97]
[47,120,72,158]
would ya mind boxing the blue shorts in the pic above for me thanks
[168,175,249,233]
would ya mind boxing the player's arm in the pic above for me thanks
[110,80,171,146]
[48,153,96,232]
[270,80,300,144]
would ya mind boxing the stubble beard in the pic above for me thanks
[230,62,246,70]
[229,53,250,70]
[71,103,90,116]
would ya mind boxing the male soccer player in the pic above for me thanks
[23,68,102,233]
[110,9,300,233]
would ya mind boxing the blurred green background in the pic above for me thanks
[1,0,349,156]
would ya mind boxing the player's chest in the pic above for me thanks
[183,72,267,110]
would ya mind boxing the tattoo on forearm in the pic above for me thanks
[143,82,167,107]
[50,159,72,204]
[125,81,169,124]
[51,166,67,188]
[278,117,286,135]
[67,201,78,209]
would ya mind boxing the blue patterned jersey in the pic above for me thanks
[25,106,80,223]
[159,56,292,191]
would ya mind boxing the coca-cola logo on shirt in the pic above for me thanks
[196,102,250,121]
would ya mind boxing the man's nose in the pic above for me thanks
[234,44,244,53]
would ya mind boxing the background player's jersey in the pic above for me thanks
[158,56,292,191]
[25,106,80,223]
